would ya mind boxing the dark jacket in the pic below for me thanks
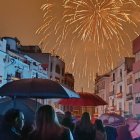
[74,124,95,140]
[105,126,118,140]
[27,127,73,140]
[62,118,75,133]
[0,125,22,140]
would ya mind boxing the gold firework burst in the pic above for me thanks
[63,0,139,44]
[36,0,140,91]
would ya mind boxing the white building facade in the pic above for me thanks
[0,37,49,103]
[95,73,110,117]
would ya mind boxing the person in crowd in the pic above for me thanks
[117,124,132,140]
[0,114,3,125]
[27,105,74,140]
[94,119,107,140]
[74,112,95,140]
[0,108,25,140]
[62,111,75,133]
[103,120,118,140]
[21,121,33,140]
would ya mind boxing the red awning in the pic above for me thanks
[58,92,107,106]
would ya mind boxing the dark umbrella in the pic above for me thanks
[0,78,79,98]
[58,92,107,106]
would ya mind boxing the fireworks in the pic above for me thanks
[64,0,139,44]
[37,0,140,91]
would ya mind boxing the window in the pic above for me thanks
[15,71,21,78]
[113,85,115,93]
[112,99,114,106]
[120,69,122,78]
[36,73,38,78]
[113,73,115,81]
[119,102,122,110]
[62,68,64,76]
[55,65,60,74]
[129,102,132,114]
[50,63,53,72]
[120,85,122,93]
[129,86,132,93]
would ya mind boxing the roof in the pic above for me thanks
[21,53,50,64]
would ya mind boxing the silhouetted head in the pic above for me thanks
[35,105,64,140]
[4,108,24,130]
[95,119,105,132]
[81,112,91,124]
[64,111,72,119]
[79,112,93,132]
[36,105,58,129]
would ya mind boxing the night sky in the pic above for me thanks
[0,0,140,92]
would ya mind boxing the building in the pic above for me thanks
[94,73,110,116]
[125,70,134,117]
[22,52,66,83]
[0,37,64,105]
[132,35,140,118]
[1,37,72,87]
[95,57,135,116]
[114,57,134,116]
[64,72,74,90]
[108,68,117,113]
[0,37,48,87]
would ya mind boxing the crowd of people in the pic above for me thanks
[0,105,121,140]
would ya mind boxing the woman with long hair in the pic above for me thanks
[27,105,73,140]
[62,111,75,133]
[94,119,107,140]
[74,112,95,140]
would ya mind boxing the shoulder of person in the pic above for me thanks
[96,130,106,138]
[61,127,74,140]
[62,126,70,133]
[26,130,38,140]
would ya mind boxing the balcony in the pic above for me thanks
[6,74,20,82]
[133,60,140,73]
[127,77,133,85]
[109,91,115,96]
[133,81,140,93]
[23,59,31,65]
[116,92,123,98]
[126,93,133,101]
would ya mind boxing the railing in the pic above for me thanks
[127,77,133,85]
[116,92,123,98]
[126,93,133,101]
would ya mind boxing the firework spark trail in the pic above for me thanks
[37,0,140,91]
[64,0,140,45]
